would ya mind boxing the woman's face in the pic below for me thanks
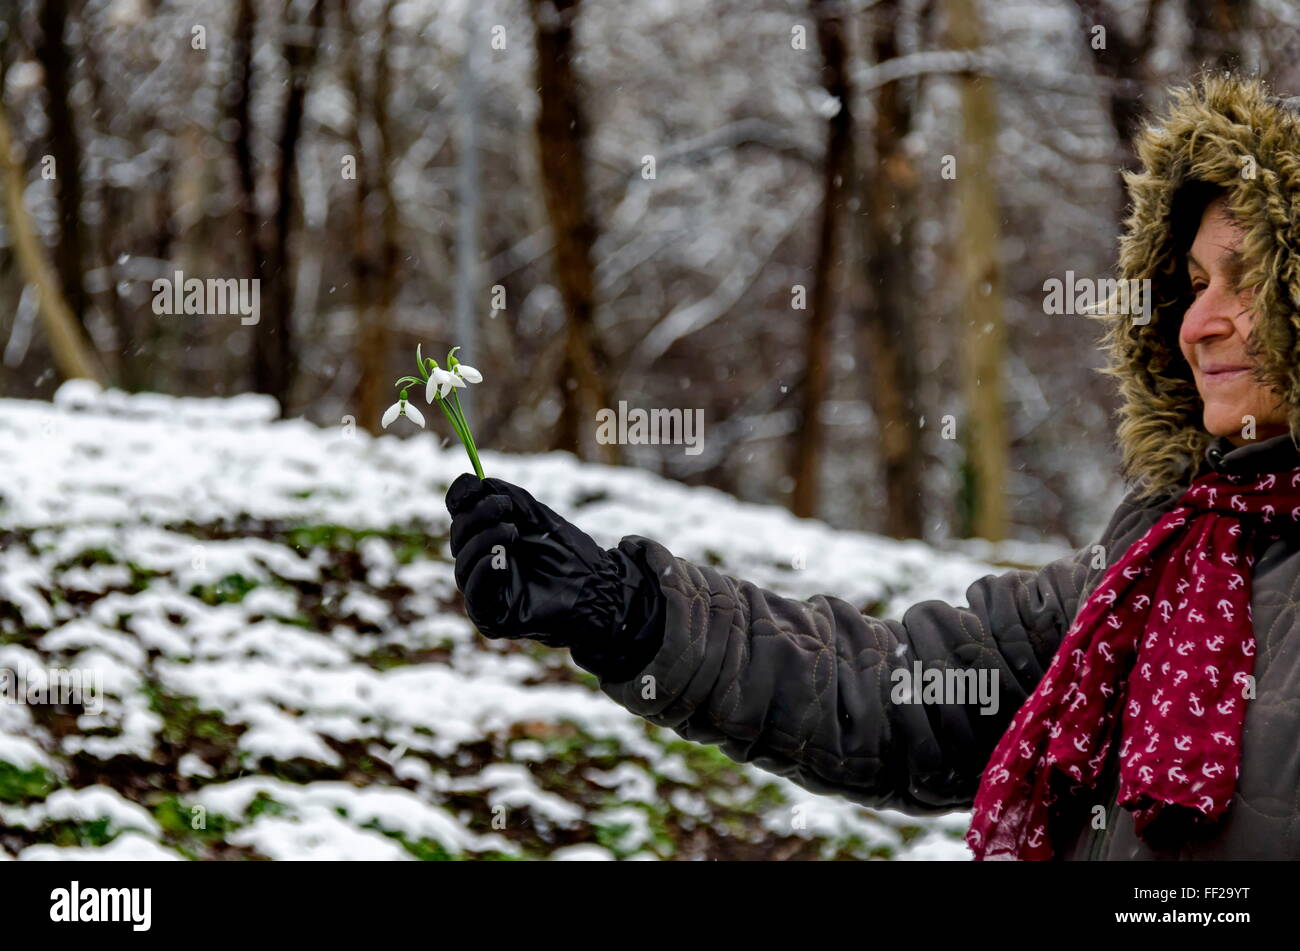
[1178,195,1290,447]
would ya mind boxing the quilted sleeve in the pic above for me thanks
[572,534,1097,815]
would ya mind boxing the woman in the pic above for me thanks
[444,74,1300,860]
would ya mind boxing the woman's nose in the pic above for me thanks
[1180,285,1238,347]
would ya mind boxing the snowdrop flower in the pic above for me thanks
[454,363,482,383]
[382,389,425,429]
[389,343,485,479]
[426,366,465,402]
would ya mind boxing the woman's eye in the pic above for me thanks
[1191,282,1207,294]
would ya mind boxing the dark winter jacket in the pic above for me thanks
[571,75,1300,859]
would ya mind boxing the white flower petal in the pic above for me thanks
[381,403,401,429]
[455,364,482,383]
[402,402,425,428]
[426,377,440,403]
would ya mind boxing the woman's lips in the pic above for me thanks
[1202,364,1251,384]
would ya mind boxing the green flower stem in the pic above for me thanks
[448,391,484,478]
[435,395,484,479]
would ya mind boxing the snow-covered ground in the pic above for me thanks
[0,383,1062,860]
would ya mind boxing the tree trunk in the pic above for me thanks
[853,0,925,539]
[1189,0,1250,72]
[944,0,1008,541]
[527,0,618,464]
[1074,0,1165,169]
[252,0,325,414]
[790,0,852,519]
[0,99,101,382]
[34,0,90,339]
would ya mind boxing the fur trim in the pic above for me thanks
[1091,72,1300,501]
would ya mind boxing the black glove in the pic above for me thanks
[445,474,665,676]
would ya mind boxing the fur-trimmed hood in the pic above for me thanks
[1096,73,1300,501]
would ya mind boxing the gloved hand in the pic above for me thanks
[445,473,658,653]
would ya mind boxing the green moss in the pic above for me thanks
[144,684,241,750]
[153,795,233,843]
[191,573,259,605]
[246,793,286,819]
[56,547,117,571]
[0,762,57,803]
[50,817,115,848]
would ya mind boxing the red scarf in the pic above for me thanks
[966,465,1300,860]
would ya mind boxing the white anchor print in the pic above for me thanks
[1231,495,1247,512]
[1217,698,1236,715]
[1259,474,1276,490]
[1026,826,1046,849]
[1189,694,1205,717]
[1205,665,1220,687]
[1173,669,1189,686]
[1173,735,1192,751]
[1197,796,1216,813]
[1098,588,1117,606]
[1242,639,1255,657]
[1202,762,1226,778]
[1168,766,1189,783]
[1228,573,1244,590]
[1210,731,1235,747]
[1187,609,1206,624]
[1138,765,1155,783]
[1206,635,1225,651]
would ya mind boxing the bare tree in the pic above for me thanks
[1189,0,1251,72]
[527,0,617,464]
[0,98,101,382]
[791,0,853,518]
[945,0,1008,540]
[852,0,926,538]
[1075,0,1166,168]
[34,0,89,336]
[343,0,398,435]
